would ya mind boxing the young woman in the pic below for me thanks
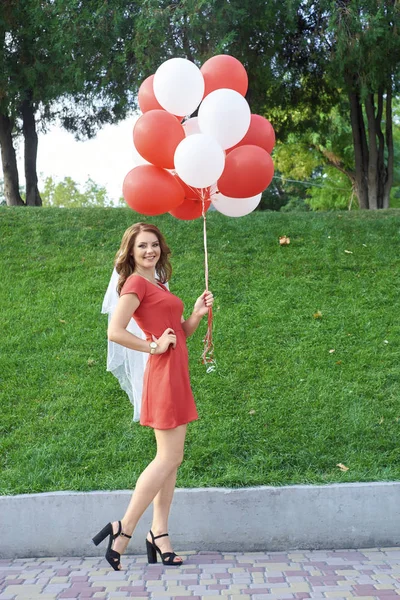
[92,222,214,570]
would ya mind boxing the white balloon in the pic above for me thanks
[198,89,251,149]
[154,58,205,116]
[174,134,225,188]
[183,117,201,136]
[211,192,262,217]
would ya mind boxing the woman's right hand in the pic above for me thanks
[152,328,177,354]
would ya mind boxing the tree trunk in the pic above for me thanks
[365,94,379,210]
[375,89,386,209]
[383,87,394,209]
[348,90,369,209]
[0,112,24,206]
[21,93,42,207]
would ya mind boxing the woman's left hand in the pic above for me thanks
[193,291,214,317]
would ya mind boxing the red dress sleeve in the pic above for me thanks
[120,275,146,302]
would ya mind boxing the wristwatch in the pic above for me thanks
[149,341,158,355]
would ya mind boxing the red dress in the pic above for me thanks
[120,274,198,429]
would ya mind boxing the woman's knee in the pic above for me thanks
[154,425,186,469]
[156,448,184,469]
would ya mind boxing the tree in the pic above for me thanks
[328,0,399,209]
[0,0,139,206]
[272,92,400,210]
[41,176,113,207]
[278,1,399,209]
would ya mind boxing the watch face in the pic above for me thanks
[150,342,157,349]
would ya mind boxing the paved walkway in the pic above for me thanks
[1,548,400,600]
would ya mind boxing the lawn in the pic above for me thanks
[0,206,399,494]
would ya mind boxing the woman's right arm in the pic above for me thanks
[107,293,177,354]
[107,293,152,353]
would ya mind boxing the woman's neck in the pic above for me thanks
[134,267,157,283]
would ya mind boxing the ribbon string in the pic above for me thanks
[201,189,215,368]
[184,184,216,368]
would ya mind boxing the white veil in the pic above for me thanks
[101,268,147,421]
[101,268,169,422]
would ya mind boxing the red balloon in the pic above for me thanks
[227,114,276,155]
[133,110,185,169]
[168,175,211,220]
[201,55,248,98]
[123,165,184,216]
[173,174,201,200]
[217,145,274,198]
[138,75,164,113]
[169,197,211,220]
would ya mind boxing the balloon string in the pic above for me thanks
[203,192,209,292]
[200,189,215,368]
[181,184,215,369]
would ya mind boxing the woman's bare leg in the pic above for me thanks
[111,425,187,564]
[148,466,182,561]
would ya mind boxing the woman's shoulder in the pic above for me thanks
[120,273,147,299]
[126,273,144,283]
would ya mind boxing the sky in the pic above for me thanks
[16,115,140,205]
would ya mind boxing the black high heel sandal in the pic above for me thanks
[92,521,132,571]
[146,530,183,566]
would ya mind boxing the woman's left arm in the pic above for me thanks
[181,291,214,338]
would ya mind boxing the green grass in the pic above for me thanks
[1,206,400,494]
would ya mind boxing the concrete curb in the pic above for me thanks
[1,482,399,559]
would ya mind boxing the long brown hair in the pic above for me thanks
[115,223,172,294]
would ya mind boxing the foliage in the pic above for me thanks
[273,95,400,211]
[1,207,400,494]
[328,0,400,97]
[390,102,400,206]
[280,196,310,212]
[306,168,354,212]
[0,0,140,136]
[259,171,309,211]
[41,176,113,208]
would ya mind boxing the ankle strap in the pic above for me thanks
[150,530,169,542]
[114,521,132,539]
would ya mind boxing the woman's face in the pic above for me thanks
[133,231,161,272]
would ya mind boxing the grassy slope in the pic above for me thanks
[0,207,399,495]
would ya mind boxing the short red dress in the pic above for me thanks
[120,274,198,429]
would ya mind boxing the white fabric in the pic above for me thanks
[101,268,168,422]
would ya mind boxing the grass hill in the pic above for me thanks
[1,206,399,495]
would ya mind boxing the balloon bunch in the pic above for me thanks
[122,55,276,365]
[123,54,275,219]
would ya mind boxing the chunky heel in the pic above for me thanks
[92,523,112,546]
[145,530,183,566]
[146,538,157,563]
[91,521,132,571]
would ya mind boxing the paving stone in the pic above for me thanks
[252,594,295,599]
[2,548,400,599]
[2,584,43,596]
[42,584,71,593]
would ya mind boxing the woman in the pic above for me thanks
[92,222,214,570]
